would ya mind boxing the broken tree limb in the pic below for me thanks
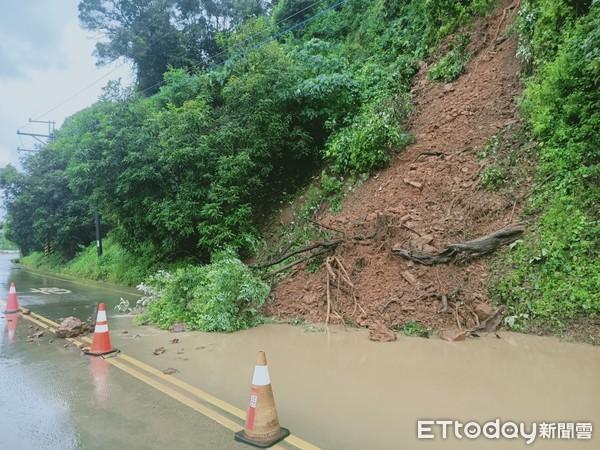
[306,218,345,237]
[262,248,332,279]
[250,239,342,269]
[325,256,364,325]
[471,305,505,333]
[391,222,525,265]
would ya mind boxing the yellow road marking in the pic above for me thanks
[118,352,246,418]
[11,308,320,450]
[105,358,253,434]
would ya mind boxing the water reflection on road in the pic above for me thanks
[0,254,245,449]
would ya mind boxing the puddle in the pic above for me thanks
[111,321,600,449]
[2,253,598,449]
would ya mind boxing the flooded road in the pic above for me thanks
[0,254,246,449]
[113,321,600,449]
[2,252,599,449]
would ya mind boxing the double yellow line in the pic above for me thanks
[9,307,319,450]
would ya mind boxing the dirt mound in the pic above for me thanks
[266,0,524,338]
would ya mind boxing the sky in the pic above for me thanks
[0,0,133,170]
[0,0,132,218]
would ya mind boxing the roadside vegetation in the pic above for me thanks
[2,0,597,337]
[0,0,496,331]
[0,224,19,251]
[489,0,599,333]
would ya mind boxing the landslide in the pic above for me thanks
[265,0,526,339]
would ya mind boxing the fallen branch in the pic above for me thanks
[381,293,404,313]
[262,247,331,279]
[471,306,505,333]
[306,218,346,238]
[420,286,461,313]
[250,239,342,269]
[490,0,520,49]
[391,223,525,265]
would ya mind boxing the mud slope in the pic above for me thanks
[267,0,524,339]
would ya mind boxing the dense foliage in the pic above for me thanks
[1,0,497,331]
[3,0,493,263]
[491,0,599,330]
[135,251,269,331]
[18,234,156,285]
[0,224,18,251]
[78,0,270,93]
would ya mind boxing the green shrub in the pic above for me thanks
[0,230,18,251]
[428,34,471,82]
[64,235,157,285]
[490,1,600,330]
[491,199,600,327]
[425,0,497,41]
[400,320,433,338]
[18,234,158,286]
[326,104,413,174]
[138,251,270,332]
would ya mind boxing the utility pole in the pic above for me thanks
[95,209,103,257]
[17,119,55,153]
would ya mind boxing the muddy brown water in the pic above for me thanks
[111,319,600,449]
[2,254,599,449]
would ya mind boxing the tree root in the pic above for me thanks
[325,256,365,325]
[391,222,525,265]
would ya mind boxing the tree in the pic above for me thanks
[0,148,97,259]
[79,0,184,93]
[78,0,270,93]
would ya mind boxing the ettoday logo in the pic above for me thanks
[417,420,593,444]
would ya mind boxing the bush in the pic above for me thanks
[428,34,471,83]
[0,230,18,251]
[490,0,600,330]
[137,251,270,332]
[425,0,496,41]
[325,104,413,174]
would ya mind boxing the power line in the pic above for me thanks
[27,0,336,124]
[206,0,329,67]
[138,0,351,96]
[31,59,131,121]
[24,1,175,124]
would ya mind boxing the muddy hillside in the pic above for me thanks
[266,0,525,341]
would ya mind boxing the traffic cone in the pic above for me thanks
[84,303,118,356]
[234,351,290,448]
[6,313,18,343]
[4,282,20,313]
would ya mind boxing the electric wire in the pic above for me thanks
[22,1,174,127]
[138,0,351,96]
[26,0,338,126]
[205,0,329,68]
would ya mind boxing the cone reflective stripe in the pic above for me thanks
[234,351,290,448]
[5,282,20,313]
[6,313,18,343]
[84,303,117,356]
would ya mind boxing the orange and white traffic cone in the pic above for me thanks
[4,282,20,313]
[6,313,18,343]
[234,351,290,448]
[84,302,118,356]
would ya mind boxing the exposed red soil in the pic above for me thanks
[265,0,525,339]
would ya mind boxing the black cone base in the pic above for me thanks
[234,427,290,448]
